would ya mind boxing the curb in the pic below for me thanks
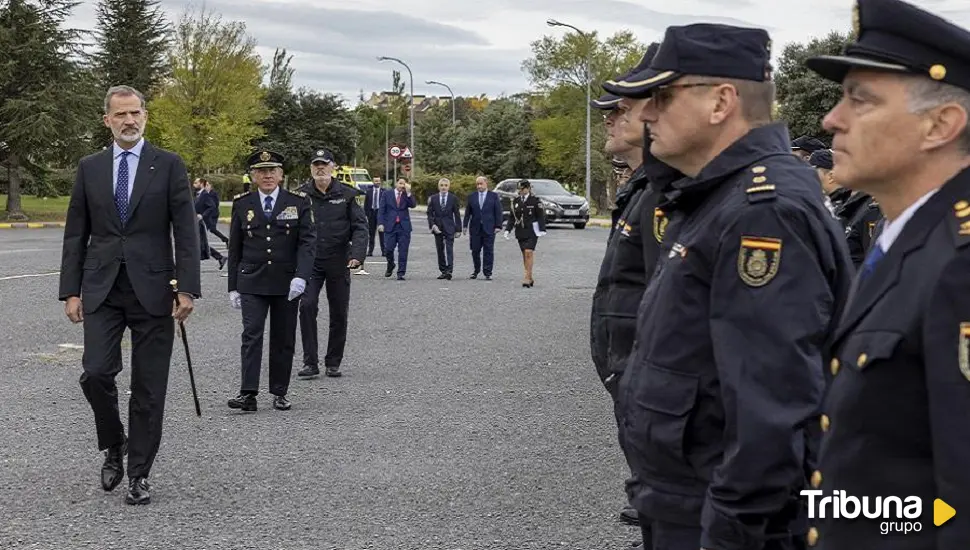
[217,215,611,227]
[0,222,66,229]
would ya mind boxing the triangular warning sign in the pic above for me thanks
[401,147,412,159]
[934,498,956,527]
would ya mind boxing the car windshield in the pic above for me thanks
[529,180,569,194]
[352,173,371,182]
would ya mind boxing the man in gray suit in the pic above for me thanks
[59,85,201,505]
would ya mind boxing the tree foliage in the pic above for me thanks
[147,8,268,176]
[0,0,92,219]
[775,31,852,144]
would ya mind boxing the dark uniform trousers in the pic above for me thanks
[240,292,298,396]
[81,265,174,478]
[298,259,351,369]
[434,232,455,274]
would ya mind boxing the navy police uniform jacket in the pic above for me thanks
[814,169,970,550]
[618,123,853,550]
[227,188,316,295]
[833,190,882,270]
[297,180,368,263]
[505,195,546,239]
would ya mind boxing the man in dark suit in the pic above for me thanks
[363,176,384,256]
[192,178,226,269]
[377,177,416,280]
[227,149,316,412]
[427,177,462,280]
[58,85,200,506]
[805,1,970,547]
[202,179,229,244]
[462,176,504,280]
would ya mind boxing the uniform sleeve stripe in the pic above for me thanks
[741,237,782,250]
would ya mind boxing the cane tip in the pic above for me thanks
[170,279,177,287]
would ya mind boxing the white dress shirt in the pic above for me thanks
[876,189,939,252]
[258,186,281,214]
[112,138,145,200]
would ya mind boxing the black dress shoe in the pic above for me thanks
[385,261,396,277]
[228,393,257,411]
[125,477,151,505]
[484,275,492,281]
[297,365,320,379]
[273,395,291,410]
[397,275,405,281]
[469,273,478,279]
[325,366,342,378]
[101,438,127,491]
[444,273,452,280]
[437,273,447,279]
[619,504,640,526]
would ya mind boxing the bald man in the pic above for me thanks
[462,176,504,280]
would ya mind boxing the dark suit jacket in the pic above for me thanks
[59,140,201,317]
[463,190,503,235]
[203,189,221,228]
[378,189,416,232]
[364,185,383,212]
[427,192,462,235]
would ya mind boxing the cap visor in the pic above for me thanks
[591,98,621,109]
[311,157,334,163]
[250,162,282,168]
[602,69,679,98]
[806,55,911,83]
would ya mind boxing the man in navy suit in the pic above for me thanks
[378,177,416,280]
[427,177,462,280]
[463,176,504,280]
[363,176,384,256]
[192,178,226,269]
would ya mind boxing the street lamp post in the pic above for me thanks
[378,56,416,177]
[426,80,456,125]
[547,18,592,207]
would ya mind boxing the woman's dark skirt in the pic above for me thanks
[518,235,538,251]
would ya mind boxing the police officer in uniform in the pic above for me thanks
[810,149,883,270]
[227,150,316,412]
[614,24,853,549]
[791,135,827,162]
[805,0,970,547]
[296,148,367,379]
[593,43,674,536]
[504,179,546,287]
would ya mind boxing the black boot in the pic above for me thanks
[100,437,127,491]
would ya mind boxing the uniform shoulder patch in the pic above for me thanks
[737,236,782,287]
[948,199,970,248]
[290,189,307,198]
[233,191,251,201]
[653,208,668,243]
[745,166,777,203]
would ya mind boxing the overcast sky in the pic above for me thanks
[67,0,970,105]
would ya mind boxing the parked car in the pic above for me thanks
[494,178,590,229]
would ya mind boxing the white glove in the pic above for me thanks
[288,277,306,301]
[537,231,547,237]
[431,225,440,234]
[504,231,510,240]
[229,290,241,309]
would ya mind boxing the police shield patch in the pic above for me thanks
[737,236,781,287]
[959,323,970,382]
[653,208,668,243]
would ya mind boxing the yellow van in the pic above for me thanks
[334,166,372,189]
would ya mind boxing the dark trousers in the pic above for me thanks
[434,232,455,274]
[206,221,228,243]
[240,293,298,396]
[80,265,174,478]
[607,376,642,510]
[639,521,701,550]
[384,227,411,276]
[366,209,383,255]
[298,260,351,368]
[469,228,496,276]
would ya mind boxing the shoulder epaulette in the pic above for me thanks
[948,199,970,248]
[291,190,307,198]
[744,164,777,203]
[233,191,251,201]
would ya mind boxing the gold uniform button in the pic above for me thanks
[811,470,822,488]
[267,260,272,265]
[807,527,819,547]
[266,225,270,229]
[266,237,271,241]
[857,353,868,368]
[830,358,840,376]
[820,415,830,432]
[266,249,271,253]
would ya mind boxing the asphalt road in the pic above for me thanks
[0,225,640,550]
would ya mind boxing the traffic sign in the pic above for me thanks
[402,163,411,173]
[401,147,412,159]
[389,146,401,158]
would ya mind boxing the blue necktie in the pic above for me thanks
[264,195,273,217]
[859,243,885,281]
[115,151,130,224]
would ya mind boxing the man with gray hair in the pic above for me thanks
[463,176,503,280]
[59,85,201,505]
[805,0,970,546]
[426,177,462,279]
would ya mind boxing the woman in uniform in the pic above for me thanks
[504,179,546,287]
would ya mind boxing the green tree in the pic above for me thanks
[775,31,852,143]
[147,8,268,176]
[258,48,307,176]
[415,103,461,174]
[352,104,393,180]
[0,0,93,220]
[91,0,171,145]
[458,99,540,183]
[522,30,645,212]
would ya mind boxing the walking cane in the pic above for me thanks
[171,279,202,417]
